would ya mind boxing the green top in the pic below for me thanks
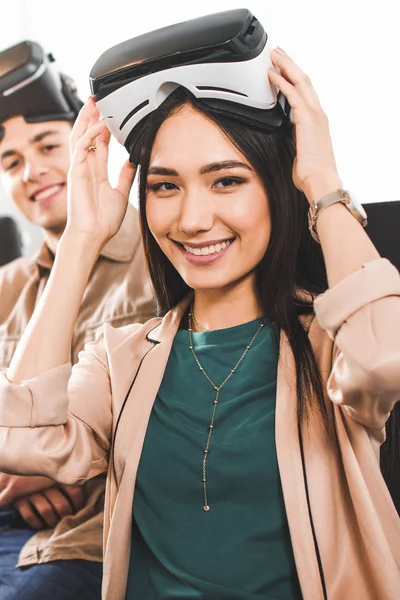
[126,318,302,599]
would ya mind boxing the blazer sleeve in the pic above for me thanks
[0,329,112,485]
[314,258,400,431]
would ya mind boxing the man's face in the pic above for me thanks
[0,116,72,236]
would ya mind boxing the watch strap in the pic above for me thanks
[308,189,368,243]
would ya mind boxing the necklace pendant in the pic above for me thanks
[188,307,266,513]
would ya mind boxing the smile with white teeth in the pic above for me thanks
[182,240,232,256]
[33,184,64,202]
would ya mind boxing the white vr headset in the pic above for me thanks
[89,9,291,156]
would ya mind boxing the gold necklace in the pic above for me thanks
[188,308,266,512]
[191,312,208,331]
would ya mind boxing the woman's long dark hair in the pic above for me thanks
[132,89,399,511]
[132,87,329,427]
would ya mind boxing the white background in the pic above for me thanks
[1,0,399,254]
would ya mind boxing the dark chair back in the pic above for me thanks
[364,200,400,514]
[0,216,22,267]
[365,201,400,270]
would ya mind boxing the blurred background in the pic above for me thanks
[1,0,399,255]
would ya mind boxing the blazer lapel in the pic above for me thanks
[275,330,325,600]
[111,296,191,487]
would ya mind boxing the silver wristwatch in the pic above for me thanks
[308,189,368,243]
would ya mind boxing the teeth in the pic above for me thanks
[34,184,63,201]
[183,240,231,256]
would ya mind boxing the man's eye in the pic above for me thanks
[148,182,178,192]
[42,144,58,153]
[5,159,21,171]
[213,177,246,188]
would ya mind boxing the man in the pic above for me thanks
[0,41,154,599]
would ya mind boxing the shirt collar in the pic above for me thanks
[35,204,139,271]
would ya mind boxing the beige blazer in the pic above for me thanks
[0,258,399,599]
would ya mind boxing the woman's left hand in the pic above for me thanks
[268,48,342,205]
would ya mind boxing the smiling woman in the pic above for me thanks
[144,103,272,299]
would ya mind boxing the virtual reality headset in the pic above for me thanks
[89,9,292,157]
[0,40,83,128]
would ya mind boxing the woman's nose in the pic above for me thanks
[178,190,214,235]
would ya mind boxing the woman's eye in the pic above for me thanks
[213,177,246,188]
[148,181,178,192]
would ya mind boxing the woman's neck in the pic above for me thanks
[192,278,263,331]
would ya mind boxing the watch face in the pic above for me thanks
[345,190,368,220]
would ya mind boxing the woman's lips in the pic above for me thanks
[176,239,234,265]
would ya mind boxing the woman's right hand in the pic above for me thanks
[65,97,136,249]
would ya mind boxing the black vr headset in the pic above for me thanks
[0,40,83,140]
[89,9,292,158]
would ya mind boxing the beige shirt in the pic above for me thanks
[0,205,155,566]
[0,258,399,599]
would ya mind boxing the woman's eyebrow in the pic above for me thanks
[200,161,252,174]
[147,166,178,176]
[147,160,252,177]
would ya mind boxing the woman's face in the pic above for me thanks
[145,104,271,294]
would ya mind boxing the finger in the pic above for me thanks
[0,485,11,508]
[270,48,308,86]
[115,160,136,199]
[97,123,111,146]
[70,97,100,156]
[96,123,111,156]
[58,485,86,513]
[270,49,322,109]
[71,120,108,169]
[268,68,301,112]
[93,125,112,182]
[42,487,74,520]
[14,498,45,529]
[26,493,59,528]
[0,475,55,507]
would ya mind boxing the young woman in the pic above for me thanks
[0,47,399,600]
